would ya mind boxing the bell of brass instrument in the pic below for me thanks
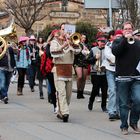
[127,36,135,44]
[70,32,81,45]
[0,12,17,59]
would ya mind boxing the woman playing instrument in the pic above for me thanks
[73,34,89,99]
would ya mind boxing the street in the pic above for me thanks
[0,82,140,140]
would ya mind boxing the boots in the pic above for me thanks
[17,87,23,96]
[77,90,85,99]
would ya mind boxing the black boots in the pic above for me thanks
[77,90,85,99]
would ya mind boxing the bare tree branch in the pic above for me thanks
[4,0,49,35]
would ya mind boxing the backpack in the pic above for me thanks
[40,50,54,77]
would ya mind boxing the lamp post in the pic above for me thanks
[109,0,112,28]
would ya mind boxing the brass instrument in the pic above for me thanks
[127,36,135,44]
[95,59,101,72]
[95,52,101,72]
[0,12,17,59]
[63,32,81,53]
[70,32,81,45]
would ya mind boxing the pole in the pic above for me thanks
[109,0,112,28]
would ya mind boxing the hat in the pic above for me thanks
[51,29,60,36]
[19,36,28,43]
[133,29,140,36]
[114,30,123,36]
[29,35,36,40]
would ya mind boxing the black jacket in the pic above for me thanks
[0,47,16,69]
[112,37,140,76]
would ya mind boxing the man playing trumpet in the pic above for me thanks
[50,24,80,122]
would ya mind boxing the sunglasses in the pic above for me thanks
[98,40,106,43]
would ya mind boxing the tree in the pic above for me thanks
[117,0,140,28]
[4,0,49,36]
[39,21,98,48]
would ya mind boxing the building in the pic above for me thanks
[0,0,114,37]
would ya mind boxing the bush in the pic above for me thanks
[76,21,98,48]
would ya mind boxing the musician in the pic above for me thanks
[28,35,39,92]
[73,34,89,99]
[50,28,80,122]
[16,36,31,95]
[112,21,140,135]
[104,30,122,121]
[0,41,16,104]
[87,35,108,112]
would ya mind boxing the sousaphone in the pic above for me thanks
[0,11,17,59]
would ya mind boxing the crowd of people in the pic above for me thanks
[0,21,140,135]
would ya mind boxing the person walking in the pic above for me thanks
[112,21,140,135]
[16,36,31,95]
[87,35,108,112]
[0,42,16,104]
[104,30,122,121]
[73,34,89,99]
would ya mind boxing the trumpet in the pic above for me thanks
[127,36,135,44]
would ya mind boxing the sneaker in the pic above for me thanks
[54,107,58,114]
[121,128,128,135]
[109,114,117,121]
[109,114,120,121]
[130,124,140,134]
[2,97,8,104]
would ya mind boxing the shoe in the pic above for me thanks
[2,97,8,104]
[109,114,118,121]
[77,94,85,99]
[130,124,140,134]
[31,88,35,92]
[102,107,108,113]
[77,91,85,99]
[115,114,120,120]
[63,114,69,122]
[17,91,23,96]
[121,128,128,135]
[56,114,63,120]
[40,96,44,99]
[88,102,93,111]
[54,107,58,114]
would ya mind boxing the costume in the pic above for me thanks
[50,37,80,122]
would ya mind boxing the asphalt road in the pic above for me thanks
[0,82,140,140]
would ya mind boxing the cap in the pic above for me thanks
[114,30,123,36]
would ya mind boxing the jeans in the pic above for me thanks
[106,70,119,115]
[0,69,12,98]
[117,79,140,129]
[27,64,37,89]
